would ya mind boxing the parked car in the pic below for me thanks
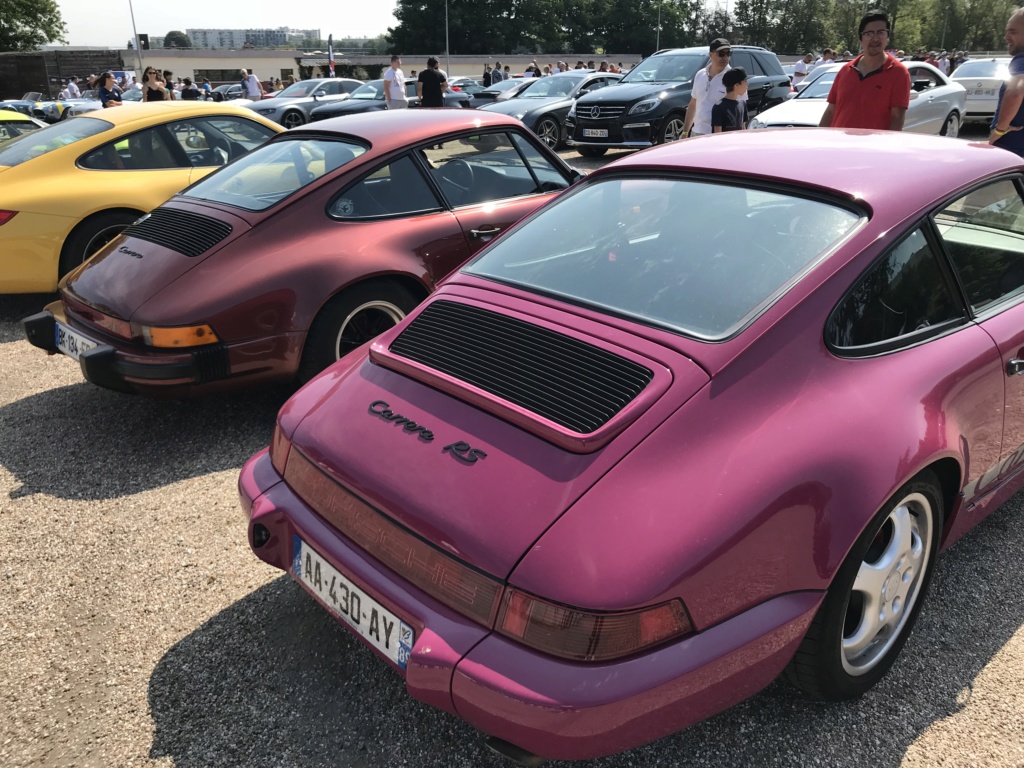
[246,77,363,128]
[309,79,470,121]
[448,77,485,95]
[949,57,1011,123]
[239,128,1024,761]
[209,83,249,102]
[0,110,46,143]
[566,45,791,156]
[750,61,965,136]
[22,110,580,395]
[479,69,623,148]
[465,78,533,108]
[0,101,281,293]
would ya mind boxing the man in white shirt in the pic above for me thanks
[240,69,264,99]
[684,38,747,137]
[383,55,409,109]
[58,82,71,100]
[67,77,81,98]
[792,53,813,86]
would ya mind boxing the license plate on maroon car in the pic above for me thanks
[583,128,608,138]
[292,535,414,669]
[55,320,97,361]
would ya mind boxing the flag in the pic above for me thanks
[328,35,335,77]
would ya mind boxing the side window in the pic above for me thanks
[909,67,940,91]
[82,126,182,171]
[934,179,1024,311]
[730,52,756,75]
[421,131,562,206]
[745,55,768,77]
[828,228,962,349]
[168,117,275,166]
[755,52,785,76]
[510,133,571,192]
[330,154,440,219]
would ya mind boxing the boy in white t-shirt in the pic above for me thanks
[384,55,409,109]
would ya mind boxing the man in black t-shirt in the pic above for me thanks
[417,56,448,107]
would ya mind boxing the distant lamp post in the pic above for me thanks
[445,0,451,76]
[656,0,663,50]
[127,0,144,71]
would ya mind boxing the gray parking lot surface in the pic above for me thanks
[2,130,1023,767]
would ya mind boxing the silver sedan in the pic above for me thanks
[950,57,1012,124]
[247,78,363,128]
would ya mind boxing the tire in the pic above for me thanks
[940,111,960,138]
[535,117,561,149]
[298,281,420,382]
[784,471,943,700]
[281,110,306,129]
[59,211,141,280]
[659,113,687,144]
[577,146,607,158]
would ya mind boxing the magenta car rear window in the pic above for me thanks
[183,138,366,211]
[466,177,861,339]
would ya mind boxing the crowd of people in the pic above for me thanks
[481,59,630,85]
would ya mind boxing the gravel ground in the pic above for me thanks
[2,128,1022,768]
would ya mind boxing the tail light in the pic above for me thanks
[135,323,219,348]
[0,210,19,226]
[61,293,132,338]
[270,421,291,475]
[497,588,692,661]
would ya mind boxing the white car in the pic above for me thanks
[750,61,966,137]
[950,57,1011,124]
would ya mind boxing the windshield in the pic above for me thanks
[182,138,366,211]
[952,59,1010,78]
[466,177,861,339]
[278,81,321,98]
[621,54,705,84]
[350,81,385,100]
[0,116,112,167]
[481,80,521,95]
[798,71,839,98]
[517,75,584,98]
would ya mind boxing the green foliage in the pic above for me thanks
[386,0,1019,54]
[0,0,67,51]
[163,30,192,48]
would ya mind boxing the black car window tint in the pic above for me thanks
[510,133,571,193]
[934,179,1024,311]
[115,126,182,170]
[331,154,441,219]
[421,132,544,207]
[729,52,755,75]
[755,52,785,76]
[828,227,961,348]
[747,54,768,77]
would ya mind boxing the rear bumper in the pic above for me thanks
[239,449,823,760]
[23,303,302,396]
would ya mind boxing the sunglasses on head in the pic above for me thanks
[717,49,732,57]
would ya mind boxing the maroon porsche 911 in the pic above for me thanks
[23,110,580,395]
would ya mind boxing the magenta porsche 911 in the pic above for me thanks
[240,129,1024,761]
[22,110,578,396]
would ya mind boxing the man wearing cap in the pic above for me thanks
[819,9,909,130]
[684,38,745,137]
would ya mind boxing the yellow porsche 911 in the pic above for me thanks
[0,101,282,293]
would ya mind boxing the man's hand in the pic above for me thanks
[888,106,907,131]
[990,73,1024,143]
[989,124,1023,144]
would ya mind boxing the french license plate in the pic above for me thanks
[55,321,97,361]
[293,536,414,669]
[583,128,608,138]
[971,88,995,96]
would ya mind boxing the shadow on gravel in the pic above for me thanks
[0,382,288,500]
[148,497,1024,768]
[0,294,57,343]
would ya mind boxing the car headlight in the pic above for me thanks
[514,113,527,121]
[628,98,661,115]
[257,108,277,115]
[749,118,767,129]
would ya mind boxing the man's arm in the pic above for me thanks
[683,95,698,134]
[441,76,449,94]
[888,106,907,131]
[383,72,392,107]
[818,103,836,127]
[416,80,423,101]
[990,74,1024,144]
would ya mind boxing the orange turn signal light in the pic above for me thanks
[139,323,219,348]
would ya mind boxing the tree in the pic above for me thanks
[0,0,67,51]
[163,30,192,48]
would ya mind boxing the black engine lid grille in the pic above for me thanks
[120,208,233,258]
[389,301,654,434]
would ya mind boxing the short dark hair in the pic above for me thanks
[859,9,890,36]
[427,56,439,67]
[391,54,401,62]
[723,67,747,91]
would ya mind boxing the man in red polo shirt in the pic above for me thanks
[819,9,910,130]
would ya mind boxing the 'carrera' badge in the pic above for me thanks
[368,400,487,464]
[118,245,144,259]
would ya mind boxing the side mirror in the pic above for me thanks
[313,90,326,99]
[185,135,208,149]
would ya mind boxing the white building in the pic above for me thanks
[185,27,321,50]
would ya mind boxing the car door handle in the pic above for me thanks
[1007,358,1024,376]
[470,227,502,239]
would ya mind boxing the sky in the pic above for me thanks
[56,0,399,48]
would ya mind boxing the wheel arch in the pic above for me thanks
[927,455,963,545]
[59,206,146,276]
[302,272,431,336]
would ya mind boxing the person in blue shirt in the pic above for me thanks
[990,8,1024,156]
[96,72,123,108]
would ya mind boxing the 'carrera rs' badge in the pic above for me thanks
[367,401,488,464]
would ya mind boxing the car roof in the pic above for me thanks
[598,129,1020,211]
[289,109,527,153]
[0,109,33,121]
[72,101,275,127]
[653,45,770,55]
